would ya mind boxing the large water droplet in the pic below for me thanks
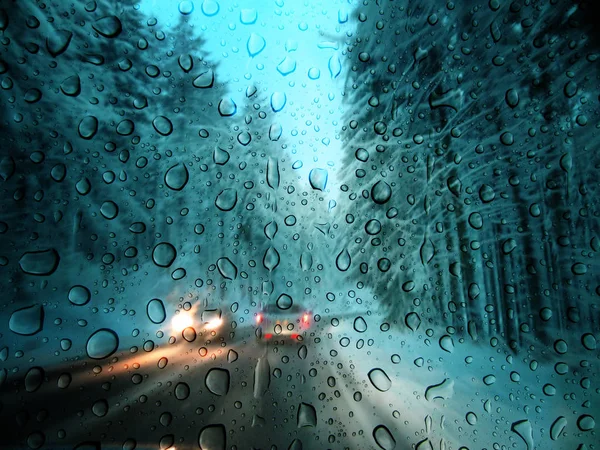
[371,181,392,204]
[263,246,280,271]
[270,92,287,112]
[78,116,98,139]
[152,242,177,268]
[425,378,454,401]
[201,0,219,16]
[309,168,328,191]
[247,33,266,56]
[147,299,166,324]
[205,368,230,396]
[59,74,81,96]
[92,16,122,38]
[198,424,226,450]
[550,416,567,440]
[215,188,237,211]
[68,285,91,306]
[193,69,214,88]
[100,201,118,220]
[267,157,280,189]
[216,257,237,280]
[511,420,534,450]
[19,249,60,276]
[164,163,189,191]
[336,249,351,271]
[24,366,44,392]
[86,328,119,359]
[368,368,391,392]
[297,402,317,427]
[354,316,367,333]
[9,305,44,335]
[152,115,173,136]
[253,356,271,399]
[46,29,73,57]
[373,425,396,450]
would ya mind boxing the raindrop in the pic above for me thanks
[78,116,98,140]
[335,249,351,271]
[371,181,392,204]
[353,316,367,333]
[201,0,219,16]
[193,69,214,88]
[216,257,237,280]
[271,92,287,112]
[19,249,60,276]
[60,75,80,96]
[247,33,266,56]
[425,378,454,401]
[9,305,44,335]
[368,368,391,392]
[308,168,328,191]
[297,402,317,427]
[263,246,280,272]
[92,16,122,38]
[152,242,177,268]
[215,189,238,211]
[100,201,118,219]
[152,116,173,135]
[147,299,166,324]
[24,367,44,392]
[175,382,190,400]
[198,424,226,450]
[276,294,293,310]
[86,328,119,359]
[68,285,91,306]
[164,164,189,191]
[373,425,395,450]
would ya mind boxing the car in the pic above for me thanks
[254,300,311,341]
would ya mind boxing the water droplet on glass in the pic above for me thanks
[276,294,293,310]
[254,356,271,399]
[373,425,395,450]
[164,163,189,190]
[353,316,367,333]
[92,16,122,38]
[152,242,176,268]
[271,92,287,112]
[46,29,73,57]
[371,181,392,204]
[175,382,190,400]
[19,249,60,276]
[511,419,534,450]
[247,33,266,56]
[368,368,391,392]
[201,0,219,16]
[263,246,280,272]
[205,368,230,396]
[86,328,119,359]
[425,378,454,401]
[100,201,118,220]
[78,116,98,140]
[297,402,317,427]
[152,115,173,135]
[215,188,238,211]
[25,366,44,392]
[9,305,44,335]
[198,424,226,450]
[336,249,351,272]
[216,257,237,280]
[68,285,91,306]
[550,416,567,440]
[308,168,328,191]
[147,299,166,324]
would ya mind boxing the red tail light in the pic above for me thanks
[264,333,272,340]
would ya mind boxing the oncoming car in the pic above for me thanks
[254,300,311,341]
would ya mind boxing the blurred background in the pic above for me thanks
[0,0,598,449]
